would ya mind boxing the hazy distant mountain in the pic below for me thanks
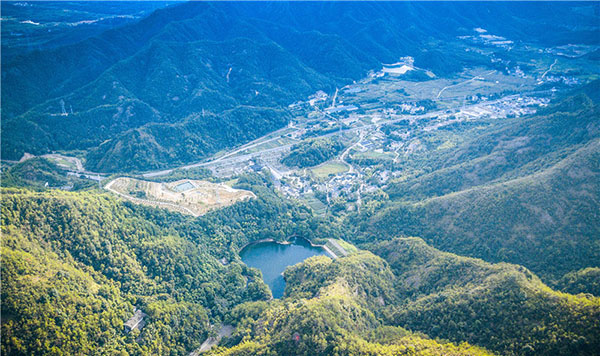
[3,2,597,172]
[0,1,175,60]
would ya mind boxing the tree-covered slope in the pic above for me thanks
[364,139,600,280]
[386,82,600,202]
[1,188,254,355]
[0,174,344,355]
[212,253,493,356]
[211,240,599,356]
[3,2,596,172]
[354,84,600,281]
[281,138,346,168]
[0,1,172,60]
[0,157,93,190]
[0,2,336,172]
[371,238,600,355]
[2,179,598,355]
[557,268,600,297]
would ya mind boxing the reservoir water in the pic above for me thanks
[240,237,328,298]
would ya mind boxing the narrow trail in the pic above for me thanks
[436,70,495,99]
[541,59,558,79]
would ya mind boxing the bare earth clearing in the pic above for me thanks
[105,177,255,216]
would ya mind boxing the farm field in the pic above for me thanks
[311,161,350,178]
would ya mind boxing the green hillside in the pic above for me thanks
[281,138,346,168]
[4,182,598,355]
[211,253,493,356]
[557,268,600,297]
[0,175,343,355]
[1,158,92,190]
[353,86,600,281]
[209,240,599,355]
[372,238,600,355]
[4,2,594,172]
[1,2,599,355]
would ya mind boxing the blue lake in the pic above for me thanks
[240,237,328,298]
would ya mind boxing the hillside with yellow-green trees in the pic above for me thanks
[209,240,600,356]
[4,180,599,355]
[0,176,343,355]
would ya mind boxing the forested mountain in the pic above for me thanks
[1,157,93,190]
[209,238,599,355]
[3,2,596,172]
[4,182,598,355]
[371,238,600,355]
[2,2,599,355]
[0,175,344,355]
[352,83,600,281]
[0,1,173,60]
[281,138,346,168]
[557,268,600,297]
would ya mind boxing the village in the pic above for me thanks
[194,61,557,215]
[29,36,588,218]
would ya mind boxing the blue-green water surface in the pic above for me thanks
[240,238,328,298]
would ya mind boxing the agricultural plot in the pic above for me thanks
[105,177,255,216]
[351,151,395,161]
[302,193,328,215]
[310,162,349,178]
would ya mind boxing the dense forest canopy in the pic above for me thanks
[2,1,599,355]
[281,138,346,168]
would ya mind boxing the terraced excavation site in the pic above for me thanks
[105,177,255,216]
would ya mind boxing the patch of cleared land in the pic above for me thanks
[105,177,255,216]
[303,193,327,214]
[352,151,395,161]
[310,161,349,178]
[382,64,414,75]
[324,239,358,258]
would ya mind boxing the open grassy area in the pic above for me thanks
[335,239,359,254]
[352,151,395,161]
[310,161,349,178]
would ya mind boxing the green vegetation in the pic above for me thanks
[310,161,349,178]
[351,84,600,281]
[301,192,328,215]
[0,173,344,355]
[86,107,292,172]
[11,2,562,172]
[282,138,345,168]
[371,238,600,355]
[211,253,493,356]
[1,189,251,355]
[2,3,599,355]
[211,239,599,355]
[1,157,94,190]
[7,174,598,355]
[332,239,359,255]
[557,268,600,297]
[350,150,395,164]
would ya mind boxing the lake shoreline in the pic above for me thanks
[239,235,337,259]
